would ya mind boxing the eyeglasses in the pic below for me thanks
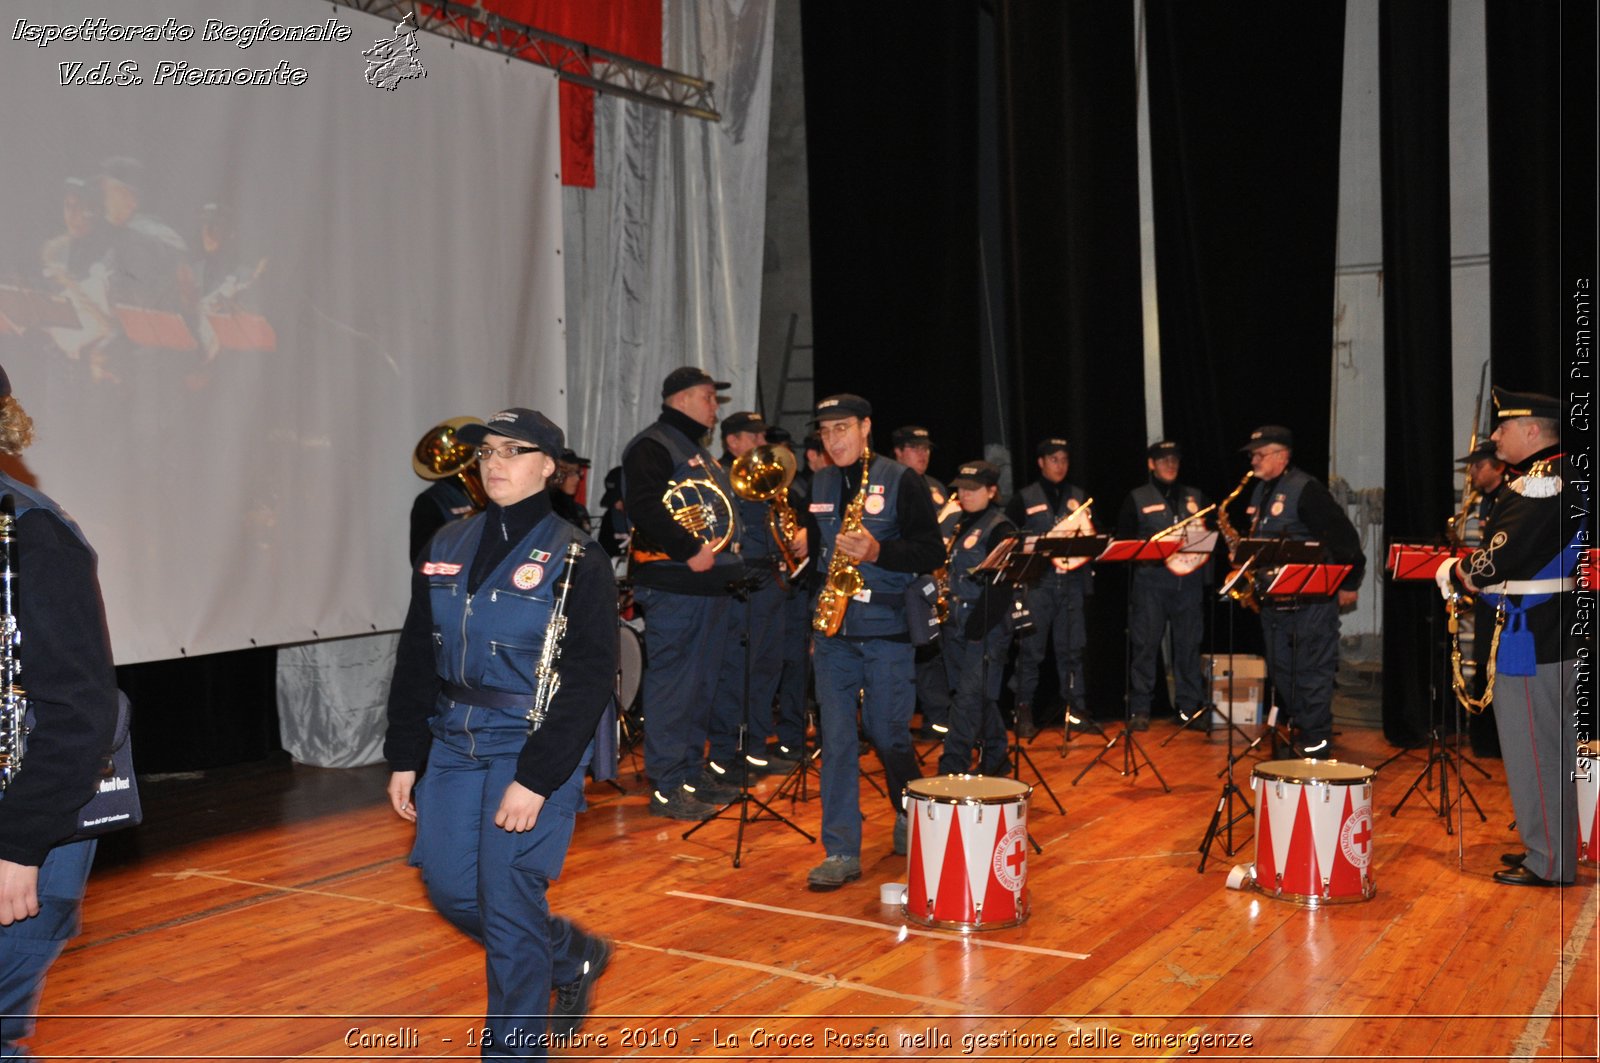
[474,444,541,461]
[817,420,859,439]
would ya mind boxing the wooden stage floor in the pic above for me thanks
[35,715,1600,1061]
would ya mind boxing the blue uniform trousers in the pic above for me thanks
[813,636,919,857]
[1128,572,1205,716]
[412,700,592,1060]
[773,585,812,751]
[635,586,730,792]
[0,838,96,1061]
[707,575,786,766]
[1012,573,1087,712]
[1258,600,1340,744]
[937,619,1011,776]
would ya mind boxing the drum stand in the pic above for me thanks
[1071,565,1170,790]
[683,575,814,866]
[1389,601,1487,838]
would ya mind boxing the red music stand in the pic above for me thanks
[1387,542,1470,581]
[1263,563,1353,598]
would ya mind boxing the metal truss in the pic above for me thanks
[333,0,721,121]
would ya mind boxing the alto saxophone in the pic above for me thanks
[813,448,872,636]
[527,540,585,734]
[1216,471,1260,612]
[0,495,26,791]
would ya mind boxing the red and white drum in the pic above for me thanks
[1578,743,1598,868]
[903,775,1031,930]
[1250,759,1376,906]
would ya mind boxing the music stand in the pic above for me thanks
[683,574,815,865]
[972,536,1068,815]
[1069,537,1172,791]
[1384,543,1487,847]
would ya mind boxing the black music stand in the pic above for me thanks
[683,573,814,865]
[1384,544,1487,845]
[1196,608,1256,869]
[1070,535,1174,790]
[967,535,1076,816]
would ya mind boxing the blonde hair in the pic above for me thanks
[0,396,35,456]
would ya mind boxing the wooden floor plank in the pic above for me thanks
[23,714,1599,1060]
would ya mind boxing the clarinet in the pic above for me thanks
[0,495,26,791]
[527,539,585,734]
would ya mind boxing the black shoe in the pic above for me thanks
[552,935,612,1035]
[1128,715,1150,732]
[695,766,742,802]
[649,785,718,821]
[1500,852,1526,868]
[1493,865,1565,887]
[1013,702,1039,740]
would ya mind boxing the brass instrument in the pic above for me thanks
[412,416,487,510]
[528,541,585,734]
[0,495,26,792]
[1216,471,1260,612]
[629,476,737,563]
[1445,361,1491,546]
[814,447,872,636]
[730,443,804,576]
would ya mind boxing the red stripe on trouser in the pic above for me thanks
[1523,677,1555,879]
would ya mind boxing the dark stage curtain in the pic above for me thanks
[1146,1,1347,665]
[1378,0,1454,747]
[800,0,981,475]
[119,648,281,773]
[994,1,1145,715]
[1485,0,1563,397]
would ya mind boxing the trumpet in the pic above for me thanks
[730,444,804,577]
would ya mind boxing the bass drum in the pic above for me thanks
[617,622,644,713]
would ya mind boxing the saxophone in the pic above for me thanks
[527,540,585,734]
[1216,471,1260,612]
[813,448,872,636]
[0,495,26,791]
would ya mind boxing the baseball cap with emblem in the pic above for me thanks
[457,408,563,455]
[949,460,1000,489]
[814,394,872,422]
[1147,439,1181,460]
[721,410,767,437]
[1491,386,1560,422]
[1035,437,1070,458]
[662,366,731,399]
[1240,425,1294,451]
[891,425,934,448]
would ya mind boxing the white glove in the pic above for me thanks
[1434,558,1457,600]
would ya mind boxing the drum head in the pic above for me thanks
[1254,758,1373,785]
[907,774,1032,803]
[616,624,643,711]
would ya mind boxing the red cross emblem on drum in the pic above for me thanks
[903,776,1032,930]
[1250,760,1376,906]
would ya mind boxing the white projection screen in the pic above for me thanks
[0,0,567,662]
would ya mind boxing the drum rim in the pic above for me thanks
[1252,758,1374,785]
[905,773,1034,802]
[902,896,1030,931]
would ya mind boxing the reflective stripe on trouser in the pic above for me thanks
[1128,574,1205,715]
[1012,576,1087,710]
[708,577,786,765]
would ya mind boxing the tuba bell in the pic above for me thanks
[412,416,488,510]
[731,444,804,576]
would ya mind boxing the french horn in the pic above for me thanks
[412,416,487,510]
[731,444,803,576]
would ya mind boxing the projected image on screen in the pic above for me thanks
[0,0,566,662]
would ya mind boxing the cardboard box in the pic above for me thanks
[1205,654,1265,722]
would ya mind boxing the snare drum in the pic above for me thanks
[616,622,643,713]
[1250,759,1376,906]
[903,775,1032,930]
[1578,744,1598,867]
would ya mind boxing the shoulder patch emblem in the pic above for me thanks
[421,561,462,576]
[864,494,886,515]
[513,563,544,590]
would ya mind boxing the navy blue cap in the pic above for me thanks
[950,460,1000,488]
[662,366,731,399]
[1241,425,1293,451]
[1147,439,1181,460]
[814,394,872,422]
[721,410,767,437]
[1492,386,1559,421]
[1035,437,1070,458]
[457,408,563,455]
